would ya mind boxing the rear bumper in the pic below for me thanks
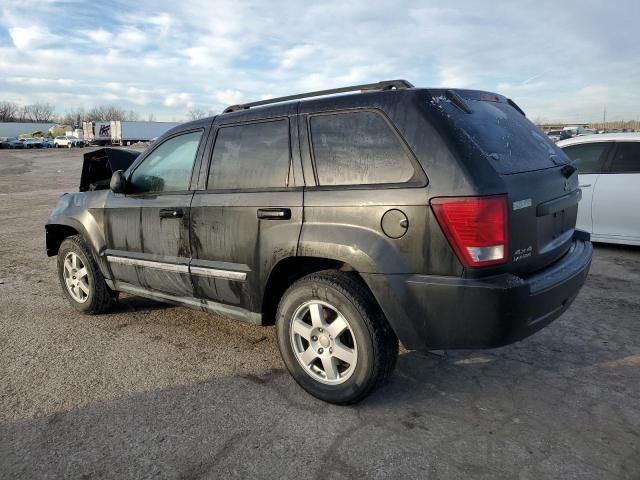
[364,232,593,350]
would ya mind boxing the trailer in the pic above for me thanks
[82,121,112,145]
[110,121,180,146]
[0,122,56,138]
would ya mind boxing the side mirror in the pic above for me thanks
[110,170,127,194]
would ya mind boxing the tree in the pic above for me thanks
[187,108,208,121]
[24,103,56,122]
[0,101,19,122]
[58,108,86,127]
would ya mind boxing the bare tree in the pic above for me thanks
[24,103,56,122]
[58,108,86,127]
[18,104,30,122]
[0,101,19,122]
[147,113,156,122]
[187,108,208,121]
[85,105,125,122]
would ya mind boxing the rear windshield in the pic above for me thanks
[436,97,568,174]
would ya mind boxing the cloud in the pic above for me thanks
[163,92,193,108]
[214,89,245,107]
[280,45,316,68]
[8,26,60,50]
[81,28,113,45]
[0,0,637,122]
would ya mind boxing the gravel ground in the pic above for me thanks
[0,148,639,479]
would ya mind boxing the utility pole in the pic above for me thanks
[603,107,606,124]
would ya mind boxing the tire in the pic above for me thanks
[57,235,115,314]
[276,270,398,404]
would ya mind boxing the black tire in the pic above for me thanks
[57,235,115,314]
[276,270,398,404]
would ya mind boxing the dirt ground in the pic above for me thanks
[0,148,639,479]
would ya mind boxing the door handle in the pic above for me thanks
[579,184,592,188]
[257,208,291,220]
[159,208,184,219]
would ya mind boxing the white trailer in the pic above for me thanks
[82,121,113,145]
[110,121,180,146]
[0,122,56,138]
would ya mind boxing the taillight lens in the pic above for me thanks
[431,196,508,267]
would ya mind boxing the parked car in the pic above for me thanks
[46,80,592,404]
[546,130,563,142]
[0,137,26,149]
[41,138,54,148]
[558,132,640,246]
[54,136,84,148]
[19,138,43,148]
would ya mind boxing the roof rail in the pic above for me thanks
[222,79,414,113]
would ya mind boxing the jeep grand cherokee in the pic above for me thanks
[46,80,592,404]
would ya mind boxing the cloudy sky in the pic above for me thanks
[0,0,637,122]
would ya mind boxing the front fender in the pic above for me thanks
[46,191,110,278]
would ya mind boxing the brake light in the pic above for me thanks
[431,196,508,267]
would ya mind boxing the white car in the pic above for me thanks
[54,136,84,148]
[558,133,640,246]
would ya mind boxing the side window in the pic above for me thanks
[562,142,610,174]
[610,142,640,173]
[309,111,415,186]
[129,131,202,193]
[207,119,290,190]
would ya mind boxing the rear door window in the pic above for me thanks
[609,142,640,173]
[207,119,290,190]
[309,110,416,186]
[562,142,611,174]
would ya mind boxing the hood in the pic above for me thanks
[79,148,139,192]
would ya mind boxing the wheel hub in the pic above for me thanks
[318,335,330,349]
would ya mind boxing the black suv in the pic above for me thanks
[46,80,592,404]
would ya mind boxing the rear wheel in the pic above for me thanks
[57,235,115,314]
[276,271,398,404]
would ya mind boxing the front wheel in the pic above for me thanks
[57,235,115,314]
[276,271,398,404]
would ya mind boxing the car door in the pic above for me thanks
[190,113,303,316]
[592,141,640,242]
[104,128,207,299]
[561,141,612,234]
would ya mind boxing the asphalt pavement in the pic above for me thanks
[0,148,638,479]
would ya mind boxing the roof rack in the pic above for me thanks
[223,79,414,113]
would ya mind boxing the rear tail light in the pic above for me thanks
[431,196,508,268]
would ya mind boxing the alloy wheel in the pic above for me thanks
[63,252,90,303]
[290,300,358,385]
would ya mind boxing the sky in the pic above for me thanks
[0,0,637,123]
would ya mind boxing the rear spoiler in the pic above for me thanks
[79,148,139,192]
